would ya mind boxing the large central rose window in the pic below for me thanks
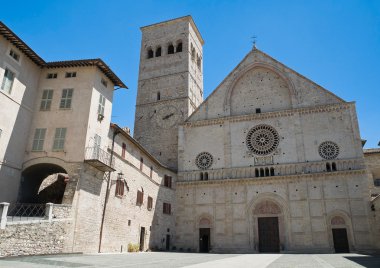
[246,124,279,156]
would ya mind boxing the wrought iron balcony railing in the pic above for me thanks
[84,146,115,172]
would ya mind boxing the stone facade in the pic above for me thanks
[134,16,204,170]
[1,16,380,257]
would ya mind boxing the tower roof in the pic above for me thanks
[140,15,204,45]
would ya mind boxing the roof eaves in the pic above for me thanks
[0,21,45,66]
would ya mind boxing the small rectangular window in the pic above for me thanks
[40,89,54,111]
[136,190,144,206]
[115,179,124,197]
[140,157,143,171]
[374,179,380,187]
[98,94,106,115]
[46,73,57,79]
[256,108,261,114]
[65,72,76,78]
[150,166,153,178]
[163,202,171,215]
[128,220,131,226]
[60,88,73,109]
[53,128,66,151]
[101,78,108,87]
[147,196,153,211]
[9,49,20,62]
[122,143,126,158]
[32,128,46,151]
[1,68,15,94]
[164,175,172,188]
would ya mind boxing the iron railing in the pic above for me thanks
[84,146,115,168]
[7,203,46,222]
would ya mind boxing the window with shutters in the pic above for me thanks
[1,68,15,94]
[40,89,53,111]
[115,179,124,197]
[53,128,66,151]
[60,89,73,109]
[163,202,171,215]
[32,128,46,151]
[98,94,105,115]
[164,175,172,188]
[136,190,144,206]
[147,196,153,211]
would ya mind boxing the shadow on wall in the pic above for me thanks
[148,174,176,252]
[19,163,68,204]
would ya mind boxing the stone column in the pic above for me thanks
[45,203,54,222]
[0,202,10,229]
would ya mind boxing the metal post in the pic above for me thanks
[46,203,53,222]
[0,202,10,229]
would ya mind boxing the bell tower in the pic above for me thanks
[134,16,204,170]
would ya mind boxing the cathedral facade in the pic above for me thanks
[0,16,380,256]
[133,16,379,253]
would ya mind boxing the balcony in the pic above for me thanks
[84,147,115,172]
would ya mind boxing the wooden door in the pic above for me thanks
[258,217,280,253]
[332,228,349,253]
[166,234,171,251]
[139,227,145,251]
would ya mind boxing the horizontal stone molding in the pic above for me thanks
[183,102,354,128]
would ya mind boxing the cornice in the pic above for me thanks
[176,169,367,187]
[183,102,354,128]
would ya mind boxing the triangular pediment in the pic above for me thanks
[187,48,345,122]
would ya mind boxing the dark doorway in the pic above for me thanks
[332,228,349,253]
[258,217,280,253]
[166,234,170,251]
[139,227,145,251]
[199,228,210,253]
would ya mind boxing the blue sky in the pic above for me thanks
[1,0,379,147]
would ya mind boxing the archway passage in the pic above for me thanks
[258,217,280,253]
[20,163,68,204]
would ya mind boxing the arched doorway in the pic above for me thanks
[253,200,284,253]
[199,217,211,253]
[330,216,350,253]
[20,163,68,204]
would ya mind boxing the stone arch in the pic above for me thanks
[247,193,290,252]
[224,63,298,116]
[326,210,355,252]
[21,157,80,204]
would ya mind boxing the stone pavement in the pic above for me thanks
[0,252,380,268]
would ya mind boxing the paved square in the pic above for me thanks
[1,253,380,268]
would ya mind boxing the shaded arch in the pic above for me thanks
[20,163,68,204]
[224,63,297,116]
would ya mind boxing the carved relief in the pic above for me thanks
[199,218,211,228]
[331,216,345,225]
[254,200,281,215]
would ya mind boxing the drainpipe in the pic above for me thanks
[98,127,119,253]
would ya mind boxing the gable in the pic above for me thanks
[187,48,344,122]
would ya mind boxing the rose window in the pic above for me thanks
[246,124,279,156]
[195,152,213,170]
[318,141,339,160]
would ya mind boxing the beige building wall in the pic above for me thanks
[0,36,41,203]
